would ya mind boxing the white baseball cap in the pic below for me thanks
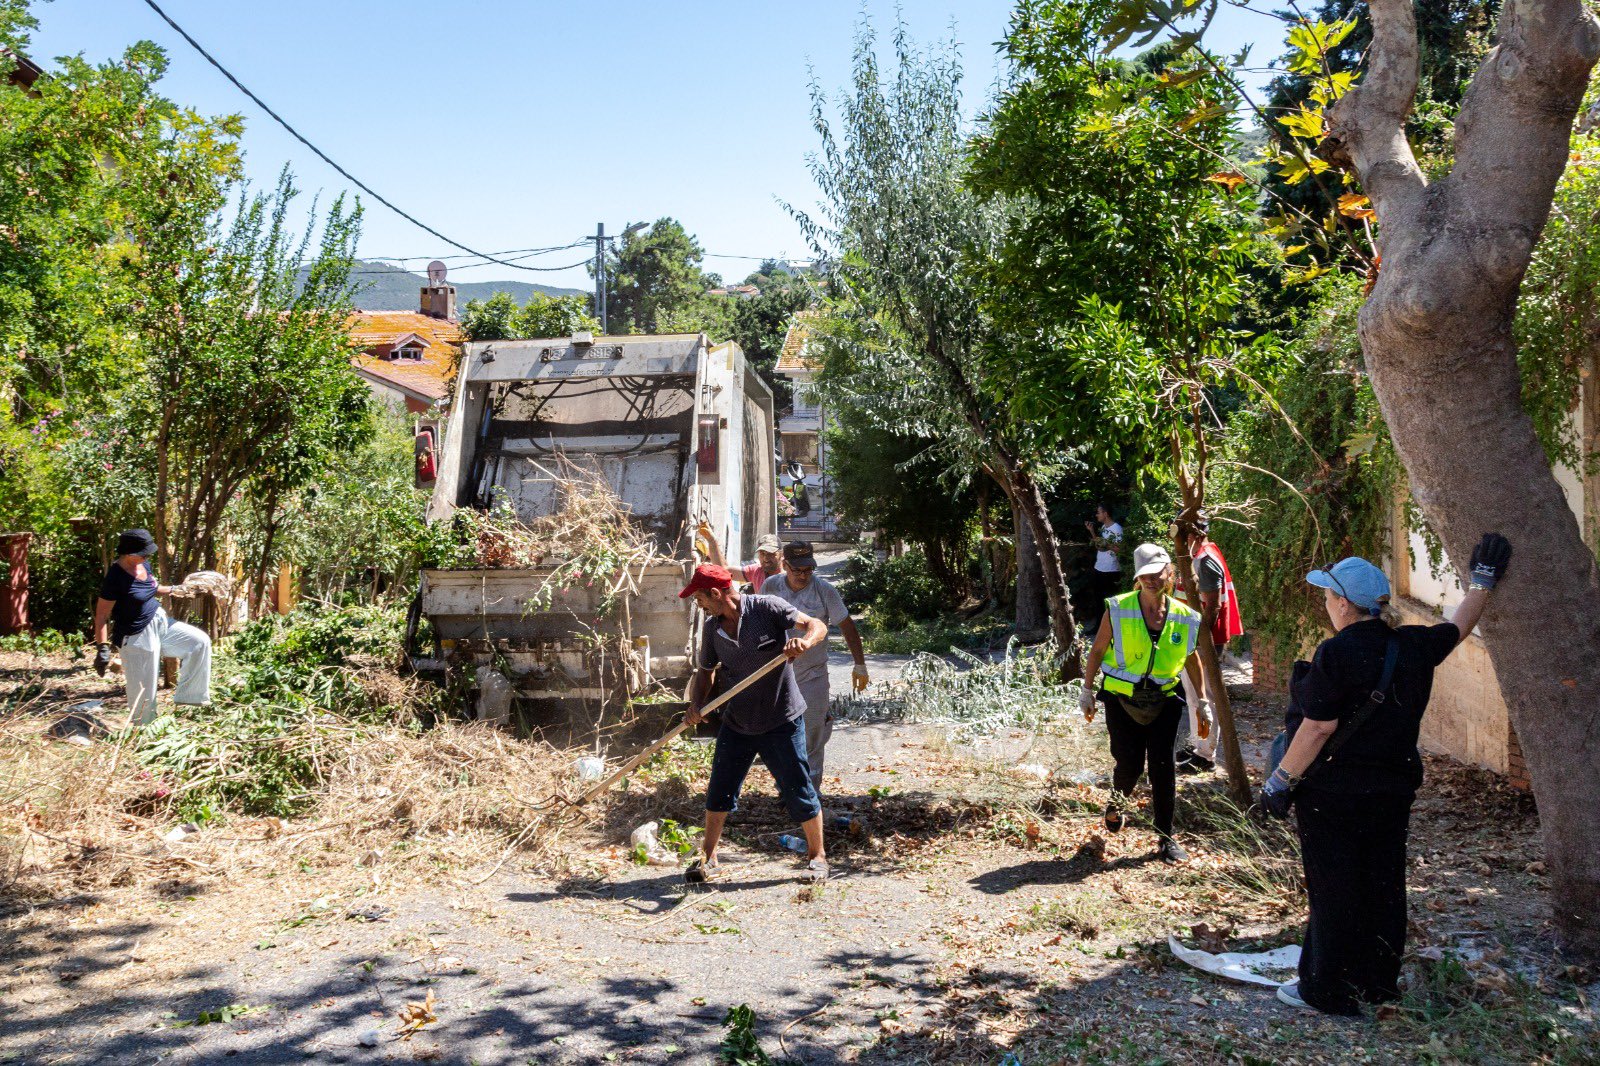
[1132,543,1172,578]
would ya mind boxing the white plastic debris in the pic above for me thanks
[1012,763,1051,781]
[573,756,606,781]
[628,821,677,866]
[475,666,514,726]
[1167,934,1301,987]
[162,822,201,843]
[358,1029,381,1047]
[1065,768,1107,786]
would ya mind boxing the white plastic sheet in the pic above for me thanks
[1167,934,1301,987]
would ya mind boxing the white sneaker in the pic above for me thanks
[1276,981,1313,1011]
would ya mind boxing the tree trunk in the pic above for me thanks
[1328,0,1600,958]
[1006,461,1082,679]
[1013,496,1049,640]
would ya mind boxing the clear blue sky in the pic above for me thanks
[26,0,1281,292]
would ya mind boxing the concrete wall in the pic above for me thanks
[1394,597,1511,775]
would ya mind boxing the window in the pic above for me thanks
[391,344,424,362]
[792,383,820,417]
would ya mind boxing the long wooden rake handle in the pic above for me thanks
[574,652,789,806]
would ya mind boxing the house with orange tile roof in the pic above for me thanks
[348,309,465,415]
[775,308,840,538]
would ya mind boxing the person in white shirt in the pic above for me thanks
[1083,504,1124,632]
[760,542,869,794]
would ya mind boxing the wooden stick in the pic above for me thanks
[574,652,789,806]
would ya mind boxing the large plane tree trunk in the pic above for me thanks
[1328,0,1600,959]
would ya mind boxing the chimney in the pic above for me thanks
[420,283,456,321]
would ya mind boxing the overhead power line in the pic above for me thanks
[139,0,560,274]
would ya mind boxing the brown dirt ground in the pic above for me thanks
[2,650,1597,1065]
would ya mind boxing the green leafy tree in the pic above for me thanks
[459,291,520,341]
[0,8,243,538]
[969,0,1267,795]
[1111,0,1600,959]
[824,405,977,600]
[460,290,598,342]
[602,218,720,334]
[512,293,598,339]
[125,167,369,581]
[795,20,1083,668]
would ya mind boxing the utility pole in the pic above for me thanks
[592,222,607,333]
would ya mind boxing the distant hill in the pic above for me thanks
[333,260,586,312]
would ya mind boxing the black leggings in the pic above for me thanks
[1104,696,1184,838]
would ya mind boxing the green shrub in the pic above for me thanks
[836,548,950,630]
[137,603,423,819]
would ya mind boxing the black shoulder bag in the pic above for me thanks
[1268,637,1399,785]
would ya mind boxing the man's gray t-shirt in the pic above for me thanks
[760,574,847,687]
[697,593,807,735]
[1196,553,1225,594]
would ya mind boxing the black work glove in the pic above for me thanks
[1468,533,1512,591]
[1254,783,1293,820]
[93,642,112,677]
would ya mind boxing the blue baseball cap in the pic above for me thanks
[1307,557,1390,613]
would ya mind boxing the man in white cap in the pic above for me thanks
[761,541,869,796]
[697,525,783,593]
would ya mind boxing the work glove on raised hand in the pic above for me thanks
[93,642,112,678]
[1468,533,1513,591]
[851,664,870,694]
[1078,685,1098,722]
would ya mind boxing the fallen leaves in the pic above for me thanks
[396,988,437,1040]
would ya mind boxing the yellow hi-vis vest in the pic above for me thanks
[1101,591,1201,696]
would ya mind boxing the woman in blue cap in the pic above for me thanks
[1260,533,1512,1015]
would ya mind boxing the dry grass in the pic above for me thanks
[0,699,669,907]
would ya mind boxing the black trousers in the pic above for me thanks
[1085,569,1121,629]
[1103,697,1183,837]
[1294,788,1414,1015]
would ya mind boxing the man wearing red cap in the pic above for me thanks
[678,563,830,883]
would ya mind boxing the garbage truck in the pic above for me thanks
[409,332,778,720]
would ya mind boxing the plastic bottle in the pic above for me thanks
[777,834,807,854]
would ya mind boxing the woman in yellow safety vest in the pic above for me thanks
[1078,543,1207,862]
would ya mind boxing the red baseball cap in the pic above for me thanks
[680,563,733,598]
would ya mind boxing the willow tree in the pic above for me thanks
[792,22,1084,670]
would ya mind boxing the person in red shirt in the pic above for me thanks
[697,525,782,593]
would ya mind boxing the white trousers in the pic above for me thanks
[122,609,211,726]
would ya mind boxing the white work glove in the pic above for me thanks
[1191,697,1214,740]
[851,663,870,694]
[1078,685,1097,722]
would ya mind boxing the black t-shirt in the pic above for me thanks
[698,594,807,735]
[99,562,159,645]
[1289,618,1460,795]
